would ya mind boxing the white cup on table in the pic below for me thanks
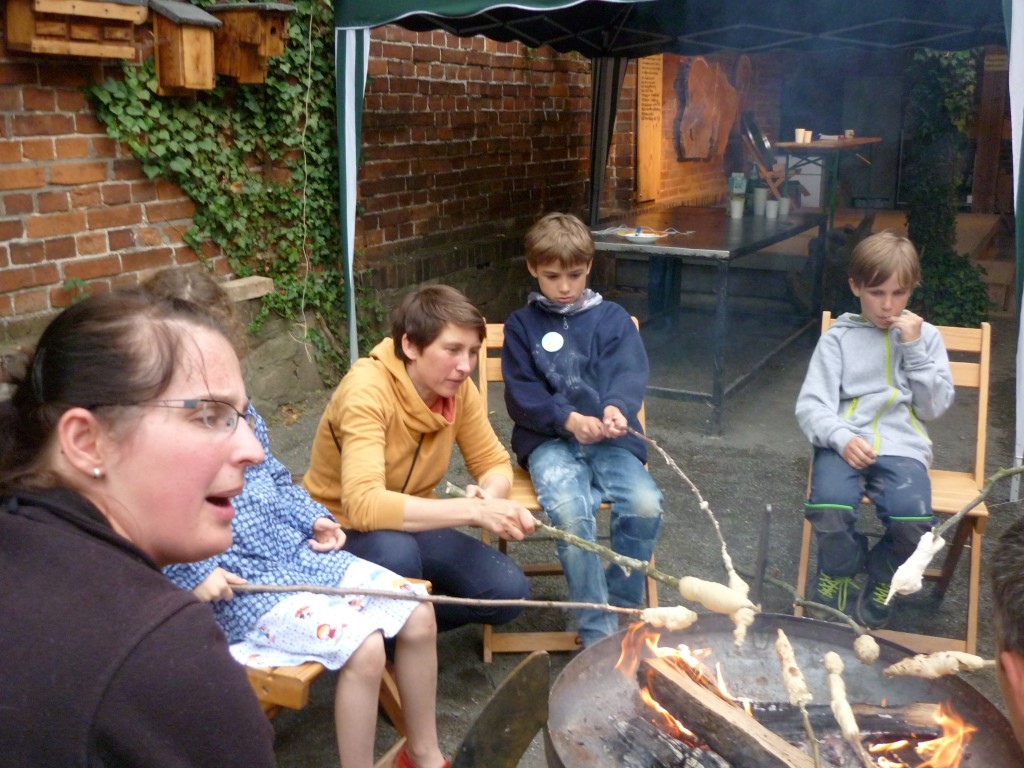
[752,187,768,215]
[764,199,779,219]
[794,128,806,143]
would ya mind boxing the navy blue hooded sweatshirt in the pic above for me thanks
[502,299,649,468]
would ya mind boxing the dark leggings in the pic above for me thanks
[342,527,530,632]
[805,448,934,581]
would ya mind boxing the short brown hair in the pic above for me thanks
[848,230,921,289]
[391,285,485,361]
[525,212,594,269]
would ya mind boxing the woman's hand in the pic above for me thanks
[467,484,536,540]
[309,516,346,551]
[193,566,247,602]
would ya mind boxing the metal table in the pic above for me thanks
[593,206,826,434]
[775,136,882,229]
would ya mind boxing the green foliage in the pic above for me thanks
[903,49,989,327]
[914,249,990,329]
[86,0,385,381]
[63,278,90,304]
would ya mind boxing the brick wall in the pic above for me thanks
[0,14,787,332]
[0,23,227,333]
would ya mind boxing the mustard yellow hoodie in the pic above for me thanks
[302,338,513,530]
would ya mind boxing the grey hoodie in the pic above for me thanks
[795,312,954,467]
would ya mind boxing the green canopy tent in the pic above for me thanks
[333,0,1005,363]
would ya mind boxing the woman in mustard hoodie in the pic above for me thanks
[304,286,535,631]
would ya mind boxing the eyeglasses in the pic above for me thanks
[91,399,255,434]
[147,399,255,434]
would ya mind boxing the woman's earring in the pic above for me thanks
[92,467,104,479]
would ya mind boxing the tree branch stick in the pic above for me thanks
[231,583,643,616]
[933,464,1024,538]
[628,428,747,594]
[444,481,683,589]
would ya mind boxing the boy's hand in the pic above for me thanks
[565,412,606,444]
[602,405,628,438]
[842,436,877,469]
[309,516,346,551]
[194,566,247,603]
[890,310,923,343]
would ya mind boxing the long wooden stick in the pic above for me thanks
[231,583,643,616]
[933,464,1024,537]
[443,481,683,589]
[629,428,748,595]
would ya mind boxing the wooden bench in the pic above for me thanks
[477,319,658,661]
[794,312,991,654]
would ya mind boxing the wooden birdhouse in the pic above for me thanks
[5,0,148,60]
[149,0,221,96]
[207,2,295,84]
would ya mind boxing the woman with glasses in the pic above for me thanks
[146,268,448,768]
[0,289,275,767]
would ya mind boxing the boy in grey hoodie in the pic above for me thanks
[796,231,954,628]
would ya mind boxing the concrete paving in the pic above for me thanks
[263,304,1022,767]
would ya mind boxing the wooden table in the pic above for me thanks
[593,206,826,434]
[774,136,882,229]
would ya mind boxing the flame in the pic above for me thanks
[640,669,696,740]
[618,631,976,768]
[915,702,976,768]
[867,702,975,768]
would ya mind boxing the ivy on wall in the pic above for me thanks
[903,49,990,328]
[87,0,383,380]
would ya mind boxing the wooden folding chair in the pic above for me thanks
[794,312,991,654]
[477,319,658,661]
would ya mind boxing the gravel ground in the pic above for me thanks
[262,311,1023,768]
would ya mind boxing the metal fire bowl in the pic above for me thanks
[545,613,1024,767]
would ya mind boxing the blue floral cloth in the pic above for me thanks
[164,407,414,648]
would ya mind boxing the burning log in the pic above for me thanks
[611,716,729,768]
[751,701,942,740]
[639,656,816,768]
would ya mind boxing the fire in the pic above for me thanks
[867,702,975,768]
[618,630,976,768]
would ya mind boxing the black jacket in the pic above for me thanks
[0,487,277,767]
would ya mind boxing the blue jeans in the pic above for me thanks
[341,527,530,633]
[805,448,934,582]
[528,439,664,646]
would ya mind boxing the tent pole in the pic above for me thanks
[589,56,628,227]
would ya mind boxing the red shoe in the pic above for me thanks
[393,744,450,768]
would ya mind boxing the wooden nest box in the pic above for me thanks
[149,0,221,95]
[5,0,148,60]
[208,2,295,84]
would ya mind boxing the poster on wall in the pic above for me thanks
[637,54,739,204]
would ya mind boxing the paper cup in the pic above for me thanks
[794,128,806,143]
[728,198,745,219]
[844,129,855,138]
[778,196,791,217]
[752,187,767,216]
[802,131,813,143]
[764,199,779,219]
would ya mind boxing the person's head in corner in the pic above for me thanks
[992,515,1024,749]
[142,267,246,358]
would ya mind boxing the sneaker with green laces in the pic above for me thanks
[811,572,857,616]
[855,577,893,629]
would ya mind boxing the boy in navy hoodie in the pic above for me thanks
[503,212,664,647]
[796,230,954,629]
